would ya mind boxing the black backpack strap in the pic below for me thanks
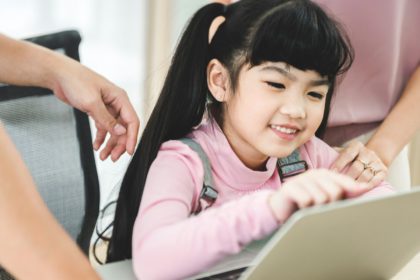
[179,138,218,214]
[277,149,308,182]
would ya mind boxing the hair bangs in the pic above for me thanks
[247,0,353,80]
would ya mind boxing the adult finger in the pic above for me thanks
[104,87,139,155]
[330,141,364,172]
[356,168,374,184]
[345,158,367,180]
[89,101,126,137]
[93,124,108,151]
[367,169,387,189]
[365,161,388,188]
[110,134,128,162]
[99,135,118,161]
[119,105,140,155]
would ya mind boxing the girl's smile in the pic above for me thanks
[270,123,302,141]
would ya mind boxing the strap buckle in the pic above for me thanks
[194,185,218,215]
[278,160,308,181]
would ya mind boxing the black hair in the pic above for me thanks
[106,0,353,262]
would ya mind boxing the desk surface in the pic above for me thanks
[96,260,135,280]
[392,252,420,280]
[96,252,420,280]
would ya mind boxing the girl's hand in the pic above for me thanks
[268,169,370,223]
[330,141,388,188]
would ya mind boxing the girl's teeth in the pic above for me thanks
[271,125,297,134]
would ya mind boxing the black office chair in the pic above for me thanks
[0,30,100,279]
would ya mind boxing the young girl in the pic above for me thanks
[107,0,394,278]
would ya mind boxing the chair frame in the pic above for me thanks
[0,30,100,254]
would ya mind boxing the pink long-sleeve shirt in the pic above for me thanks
[132,119,393,279]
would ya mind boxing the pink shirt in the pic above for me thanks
[313,0,420,145]
[132,119,393,279]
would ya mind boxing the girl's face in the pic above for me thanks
[221,62,328,170]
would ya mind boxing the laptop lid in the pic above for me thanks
[238,188,420,280]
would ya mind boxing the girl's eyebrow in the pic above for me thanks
[260,65,329,86]
[261,65,296,81]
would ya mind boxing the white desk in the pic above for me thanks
[96,260,136,280]
[95,252,420,280]
[392,252,420,280]
[95,236,265,279]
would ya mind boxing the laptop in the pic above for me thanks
[193,187,420,280]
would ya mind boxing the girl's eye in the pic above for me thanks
[266,81,286,89]
[307,91,325,100]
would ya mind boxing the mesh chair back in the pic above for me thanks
[0,30,100,256]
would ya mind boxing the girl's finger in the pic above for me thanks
[282,183,314,209]
[327,172,370,197]
[302,183,329,205]
[318,181,345,202]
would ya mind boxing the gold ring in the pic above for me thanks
[366,166,379,176]
[356,159,370,169]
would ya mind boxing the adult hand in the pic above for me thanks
[269,169,369,223]
[330,141,388,188]
[50,55,140,161]
[0,34,139,161]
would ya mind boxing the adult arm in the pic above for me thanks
[0,33,140,161]
[331,66,420,184]
[0,126,99,280]
[366,66,420,166]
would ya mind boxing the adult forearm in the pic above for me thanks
[0,33,64,90]
[0,126,99,280]
[367,66,420,166]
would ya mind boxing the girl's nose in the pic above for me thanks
[278,96,306,119]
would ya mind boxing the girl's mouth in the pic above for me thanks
[270,124,300,141]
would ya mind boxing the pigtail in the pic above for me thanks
[106,2,227,262]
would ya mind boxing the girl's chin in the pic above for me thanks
[269,141,301,156]
[268,148,298,159]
